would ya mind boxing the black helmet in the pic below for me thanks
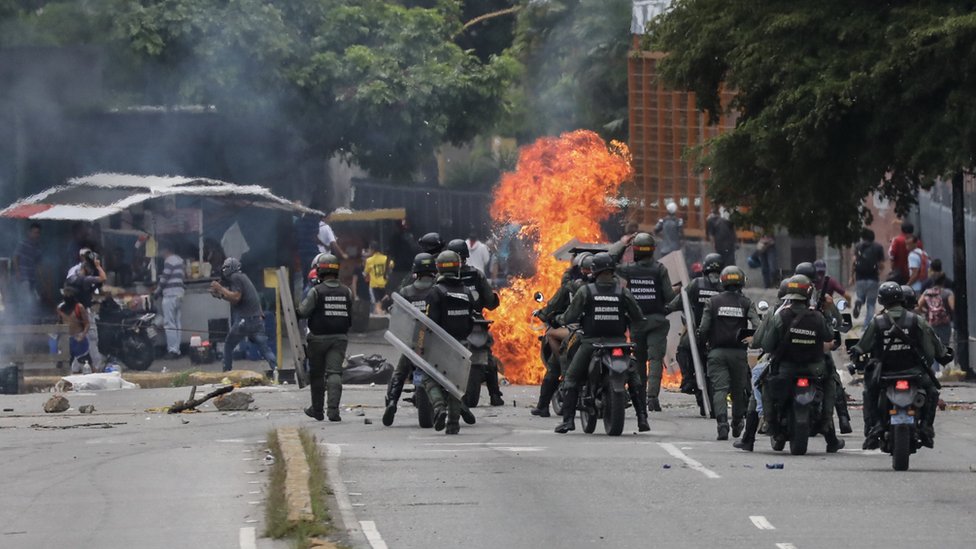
[221,257,242,278]
[702,253,723,274]
[314,253,340,277]
[784,274,813,302]
[632,232,656,260]
[777,277,791,299]
[435,250,462,278]
[577,252,594,275]
[590,252,615,275]
[418,232,443,254]
[794,262,816,280]
[878,281,905,308]
[412,252,436,275]
[719,265,745,290]
[446,238,469,261]
[900,284,918,309]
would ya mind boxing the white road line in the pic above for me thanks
[238,526,256,549]
[360,520,389,549]
[776,543,798,549]
[324,443,368,545]
[657,443,721,479]
[750,516,776,530]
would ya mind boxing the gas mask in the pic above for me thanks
[707,272,721,285]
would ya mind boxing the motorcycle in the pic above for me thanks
[462,316,494,408]
[573,341,635,436]
[878,373,927,471]
[767,371,825,455]
[402,368,435,428]
[97,297,157,371]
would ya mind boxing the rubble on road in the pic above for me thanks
[214,391,254,411]
[44,395,70,413]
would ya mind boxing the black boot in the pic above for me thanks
[433,407,447,432]
[629,386,650,432]
[732,416,745,438]
[485,360,505,406]
[695,390,706,417]
[382,369,409,427]
[716,414,730,440]
[647,396,662,412]
[460,404,476,425]
[825,428,846,453]
[835,391,853,434]
[327,408,341,422]
[733,411,759,452]
[554,387,578,434]
[757,414,769,435]
[304,407,324,421]
[531,376,558,417]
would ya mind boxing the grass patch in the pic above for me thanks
[265,428,344,549]
[170,368,201,387]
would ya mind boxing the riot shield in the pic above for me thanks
[680,286,711,417]
[385,292,472,400]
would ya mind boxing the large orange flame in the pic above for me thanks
[487,130,634,384]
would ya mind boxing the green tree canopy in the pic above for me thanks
[647,0,976,243]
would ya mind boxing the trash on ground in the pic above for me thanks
[43,395,70,413]
[60,372,138,391]
[168,385,234,414]
[662,464,671,469]
[214,391,254,411]
[31,422,125,430]
[765,463,785,469]
[78,404,95,414]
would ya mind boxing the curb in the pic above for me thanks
[276,427,314,523]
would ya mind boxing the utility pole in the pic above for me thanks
[951,172,973,378]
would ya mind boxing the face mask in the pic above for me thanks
[707,273,720,285]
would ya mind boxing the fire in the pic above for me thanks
[487,130,633,384]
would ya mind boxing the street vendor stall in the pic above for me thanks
[0,173,322,363]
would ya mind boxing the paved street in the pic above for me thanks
[2,335,976,549]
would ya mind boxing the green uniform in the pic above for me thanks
[668,276,722,394]
[609,242,676,398]
[424,276,475,431]
[699,290,761,424]
[758,301,836,437]
[297,279,353,417]
[852,306,944,438]
[383,276,436,425]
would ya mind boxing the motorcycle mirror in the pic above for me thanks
[757,300,769,313]
[533,291,544,303]
[836,299,848,312]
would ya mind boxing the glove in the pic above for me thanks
[847,347,861,362]
[937,347,954,366]
[550,317,563,329]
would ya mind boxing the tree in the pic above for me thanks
[647,1,976,374]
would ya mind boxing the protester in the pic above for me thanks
[466,231,492,274]
[12,222,43,318]
[156,242,186,359]
[813,259,852,302]
[906,234,929,293]
[850,228,885,322]
[920,258,953,292]
[56,286,91,373]
[65,249,107,370]
[317,215,347,259]
[887,221,917,284]
[210,257,277,375]
[918,273,955,373]
[706,206,737,267]
[654,202,684,257]
[755,232,777,289]
[364,241,391,315]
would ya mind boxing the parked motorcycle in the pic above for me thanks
[97,298,156,371]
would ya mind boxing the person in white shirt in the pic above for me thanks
[156,243,186,358]
[317,216,347,259]
[466,231,491,274]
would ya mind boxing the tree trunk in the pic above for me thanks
[951,172,973,377]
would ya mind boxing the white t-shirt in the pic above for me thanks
[908,248,928,292]
[317,221,337,253]
[467,240,491,275]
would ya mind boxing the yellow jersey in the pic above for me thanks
[364,253,391,288]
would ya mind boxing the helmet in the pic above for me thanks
[221,257,242,278]
[901,284,917,309]
[314,253,340,277]
[632,232,656,260]
[412,252,436,275]
[777,277,791,299]
[578,253,594,275]
[719,266,745,290]
[590,252,615,275]
[446,238,470,261]
[794,262,816,280]
[435,250,462,278]
[813,259,827,274]
[783,274,813,302]
[666,202,678,215]
[878,281,905,308]
[702,253,723,274]
[418,232,443,254]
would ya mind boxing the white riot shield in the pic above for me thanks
[680,286,711,418]
[384,292,472,400]
[659,250,691,375]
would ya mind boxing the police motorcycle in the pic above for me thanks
[531,291,584,417]
[572,340,636,436]
[462,315,494,408]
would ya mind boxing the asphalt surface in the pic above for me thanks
[3,334,976,549]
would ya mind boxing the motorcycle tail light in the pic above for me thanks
[611,348,625,357]
[796,378,810,388]
[895,380,910,391]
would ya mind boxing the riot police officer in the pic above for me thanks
[424,250,476,435]
[297,253,353,422]
[759,275,845,452]
[851,281,948,449]
[698,266,761,440]
[667,252,724,415]
[418,232,444,255]
[446,238,504,406]
[553,252,650,433]
[382,253,438,426]
[608,232,676,412]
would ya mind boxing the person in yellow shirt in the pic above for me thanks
[364,241,392,315]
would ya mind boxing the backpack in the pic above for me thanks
[910,248,929,282]
[853,241,881,278]
[922,288,951,326]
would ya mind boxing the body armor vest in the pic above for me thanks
[875,312,923,371]
[582,283,627,338]
[777,307,826,363]
[308,283,352,335]
[623,262,665,315]
[460,266,484,311]
[432,281,473,340]
[399,280,434,312]
[691,278,721,327]
[707,292,749,349]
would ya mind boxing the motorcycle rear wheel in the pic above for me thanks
[551,386,564,416]
[603,384,626,436]
[580,388,597,434]
[415,386,434,429]
[891,424,911,471]
[789,405,809,456]
[121,334,154,371]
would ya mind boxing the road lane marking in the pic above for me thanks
[324,443,367,544]
[238,526,256,549]
[750,516,776,530]
[657,443,721,479]
[776,543,797,549]
[360,520,389,549]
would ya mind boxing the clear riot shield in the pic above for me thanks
[680,286,711,418]
[384,292,472,400]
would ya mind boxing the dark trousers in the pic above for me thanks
[223,316,276,372]
[307,335,348,412]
